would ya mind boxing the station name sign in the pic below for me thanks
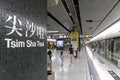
[4,15,46,48]
[4,39,44,48]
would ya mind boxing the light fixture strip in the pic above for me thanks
[47,31,59,33]
[90,19,120,42]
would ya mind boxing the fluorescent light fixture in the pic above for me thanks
[66,36,69,37]
[53,34,64,35]
[90,19,120,42]
[47,31,59,33]
[64,35,66,38]
[47,39,56,42]
[47,36,51,38]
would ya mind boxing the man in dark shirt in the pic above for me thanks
[47,50,52,71]
[69,45,73,54]
[69,45,74,66]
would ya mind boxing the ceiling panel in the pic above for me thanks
[79,0,118,35]
[65,0,81,32]
[48,0,74,31]
[47,0,120,38]
[47,16,68,35]
[93,2,120,37]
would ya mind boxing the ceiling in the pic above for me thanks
[47,0,120,38]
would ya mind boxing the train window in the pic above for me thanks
[114,38,120,53]
[113,38,120,61]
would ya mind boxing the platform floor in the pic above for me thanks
[50,46,120,80]
[86,46,120,80]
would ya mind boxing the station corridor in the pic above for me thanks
[1,1,120,80]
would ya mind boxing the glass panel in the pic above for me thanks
[113,38,120,61]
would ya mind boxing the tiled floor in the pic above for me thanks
[50,46,120,80]
[51,49,90,80]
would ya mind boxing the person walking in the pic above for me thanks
[60,51,64,67]
[91,44,95,55]
[69,45,74,67]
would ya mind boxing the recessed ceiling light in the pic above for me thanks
[86,19,101,22]
[86,20,93,22]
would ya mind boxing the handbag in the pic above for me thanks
[73,50,76,56]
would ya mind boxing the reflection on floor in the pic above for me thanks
[51,49,90,80]
[50,46,120,80]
